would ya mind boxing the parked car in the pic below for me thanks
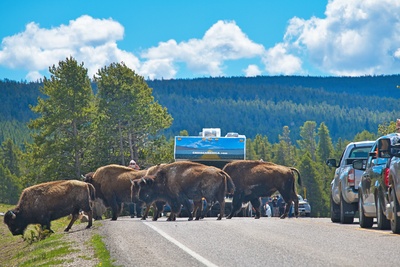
[326,141,374,224]
[298,195,311,217]
[354,133,400,230]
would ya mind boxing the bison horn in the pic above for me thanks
[10,211,16,219]
[81,174,85,180]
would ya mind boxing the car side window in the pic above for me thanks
[366,144,377,168]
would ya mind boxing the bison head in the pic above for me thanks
[130,179,141,202]
[83,172,94,183]
[137,177,157,203]
[4,210,27,236]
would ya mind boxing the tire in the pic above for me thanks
[376,195,390,230]
[359,193,373,228]
[340,194,354,224]
[390,189,400,234]
[330,194,340,223]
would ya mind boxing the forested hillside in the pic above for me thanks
[2,75,400,145]
[149,75,400,142]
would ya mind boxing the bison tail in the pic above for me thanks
[87,183,96,201]
[290,167,302,186]
[221,171,235,194]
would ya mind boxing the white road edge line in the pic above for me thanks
[144,222,218,267]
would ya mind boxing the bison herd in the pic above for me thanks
[3,160,301,236]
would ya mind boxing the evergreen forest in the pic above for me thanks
[1,58,400,217]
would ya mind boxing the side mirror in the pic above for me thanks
[378,138,391,158]
[326,158,338,168]
[353,159,366,170]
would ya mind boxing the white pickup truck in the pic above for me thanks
[326,141,374,224]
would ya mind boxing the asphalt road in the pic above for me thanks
[98,216,400,267]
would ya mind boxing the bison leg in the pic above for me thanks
[250,198,261,219]
[218,200,225,220]
[152,201,166,221]
[65,211,79,232]
[168,201,181,221]
[141,204,151,220]
[135,202,143,218]
[182,199,194,221]
[193,200,203,220]
[227,193,243,219]
[202,201,213,218]
[110,198,121,221]
[41,220,54,233]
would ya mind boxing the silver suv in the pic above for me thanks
[326,141,374,224]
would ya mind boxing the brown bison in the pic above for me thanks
[222,160,301,219]
[132,161,235,221]
[3,180,95,235]
[130,164,168,221]
[84,164,149,220]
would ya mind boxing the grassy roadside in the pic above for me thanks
[0,203,116,267]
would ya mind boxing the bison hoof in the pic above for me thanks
[217,217,222,220]
[188,217,193,221]
[141,217,147,220]
[280,215,287,219]
[254,216,260,219]
[64,228,70,232]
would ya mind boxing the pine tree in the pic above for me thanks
[26,57,95,182]
[316,122,334,163]
[90,62,172,168]
[297,121,317,161]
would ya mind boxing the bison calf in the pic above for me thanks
[4,180,95,236]
[223,160,301,219]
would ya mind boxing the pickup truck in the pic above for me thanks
[326,141,374,224]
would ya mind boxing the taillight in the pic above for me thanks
[347,168,355,186]
[384,168,390,187]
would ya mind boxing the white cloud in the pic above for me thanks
[244,65,262,77]
[281,0,400,76]
[262,43,303,75]
[140,20,265,78]
[0,15,140,80]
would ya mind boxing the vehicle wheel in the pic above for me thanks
[376,196,390,230]
[330,194,340,222]
[390,189,400,234]
[340,194,354,224]
[359,193,373,228]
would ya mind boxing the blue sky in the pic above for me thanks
[1,0,400,81]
